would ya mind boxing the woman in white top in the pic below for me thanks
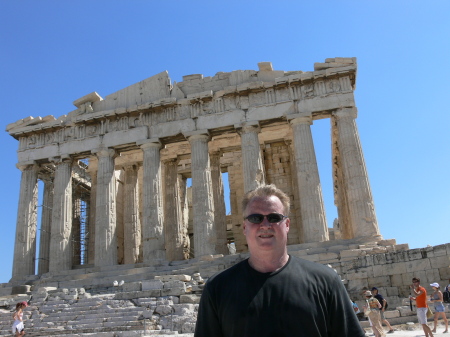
[429,282,448,333]
[11,301,27,336]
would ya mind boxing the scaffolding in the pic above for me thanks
[72,159,91,266]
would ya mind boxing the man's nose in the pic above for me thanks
[259,218,273,228]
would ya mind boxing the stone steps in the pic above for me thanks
[22,237,405,295]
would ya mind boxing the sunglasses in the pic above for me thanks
[244,213,288,224]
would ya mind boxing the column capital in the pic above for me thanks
[122,163,141,171]
[161,157,179,164]
[289,115,313,126]
[333,107,358,120]
[137,138,162,149]
[16,161,38,171]
[92,147,117,159]
[235,121,261,135]
[184,130,210,142]
[48,154,72,165]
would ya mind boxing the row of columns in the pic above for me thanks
[11,107,379,280]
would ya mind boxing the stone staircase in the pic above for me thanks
[0,287,197,336]
[0,236,414,336]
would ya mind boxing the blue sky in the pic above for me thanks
[1,1,449,284]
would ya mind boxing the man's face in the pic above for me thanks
[243,195,290,254]
[372,289,378,295]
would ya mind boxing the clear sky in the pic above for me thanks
[1,1,449,284]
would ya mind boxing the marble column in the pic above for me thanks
[139,140,165,262]
[12,163,38,279]
[290,116,329,242]
[86,157,97,265]
[123,164,141,264]
[187,133,216,257]
[333,107,380,238]
[210,151,228,255]
[49,157,73,272]
[38,174,53,275]
[237,123,265,193]
[163,158,185,261]
[92,147,118,266]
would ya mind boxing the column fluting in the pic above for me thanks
[188,134,216,257]
[290,116,329,243]
[49,157,73,272]
[92,148,118,266]
[12,163,38,279]
[333,107,380,238]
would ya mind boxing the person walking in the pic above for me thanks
[363,290,385,337]
[371,287,395,333]
[11,301,27,337]
[429,282,448,333]
[410,277,434,337]
[194,184,365,337]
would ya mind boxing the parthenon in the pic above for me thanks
[6,57,381,282]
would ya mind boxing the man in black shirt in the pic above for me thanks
[194,184,365,337]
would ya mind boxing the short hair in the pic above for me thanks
[242,184,290,216]
[412,277,420,283]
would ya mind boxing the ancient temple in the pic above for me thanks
[6,58,381,282]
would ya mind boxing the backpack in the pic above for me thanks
[444,289,450,303]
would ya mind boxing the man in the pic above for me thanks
[194,184,365,337]
[410,277,434,337]
[371,287,395,333]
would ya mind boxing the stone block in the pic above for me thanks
[383,310,400,319]
[122,282,141,292]
[405,259,431,272]
[439,266,450,279]
[406,248,425,261]
[385,287,399,297]
[431,255,450,268]
[154,305,173,315]
[389,274,404,287]
[377,239,396,246]
[346,270,368,280]
[11,285,31,295]
[431,244,450,257]
[180,294,201,304]
[347,279,369,293]
[155,274,191,282]
[393,244,409,252]
[397,305,415,317]
[367,275,391,288]
[173,303,195,315]
[317,252,339,262]
[164,280,186,289]
[340,249,366,259]
[142,279,164,291]
[161,287,186,296]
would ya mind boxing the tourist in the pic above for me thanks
[11,301,27,337]
[429,282,448,333]
[410,277,434,337]
[371,287,395,333]
[194,184,365,337]
[363,290,385,337]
